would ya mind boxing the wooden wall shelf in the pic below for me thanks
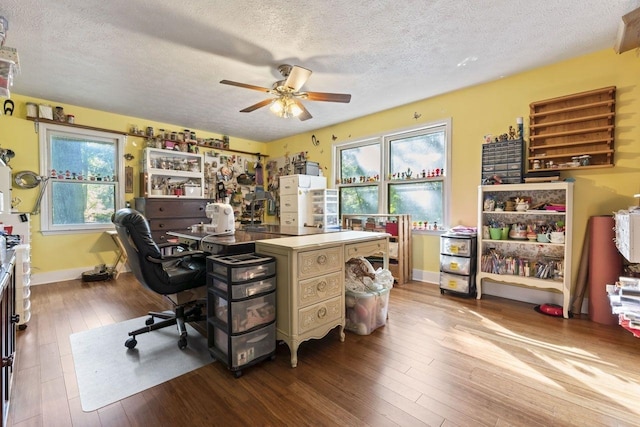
[27,117,267,158]
[528,86,616,172]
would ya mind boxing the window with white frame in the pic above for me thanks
[334,119,451,231]
[38,123,125,234]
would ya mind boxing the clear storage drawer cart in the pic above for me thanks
[206,253,277,377]
[440,233,477,296]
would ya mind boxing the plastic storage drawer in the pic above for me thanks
[440,236,474,256]
[440,254,472,275]
[208,253,276,282]
[439,272,475,294]
[211,291,276,333]
[211,275,276,299]
[214,323,276,368]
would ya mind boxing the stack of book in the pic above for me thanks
[607,276,640,337]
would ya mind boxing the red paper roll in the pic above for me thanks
[588,215,622,325]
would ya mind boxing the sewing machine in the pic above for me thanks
[202,202,235,235]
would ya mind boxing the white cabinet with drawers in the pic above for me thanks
[278,174,326,227]
[255,231,388,367]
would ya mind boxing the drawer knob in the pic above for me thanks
[317,280,327,292]
[317,307,327,319]
[159,224,164,228]
[159,207,164,212]
[317,254,327,265]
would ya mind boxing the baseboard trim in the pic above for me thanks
[411,269,588,314]
[31,266,129,286]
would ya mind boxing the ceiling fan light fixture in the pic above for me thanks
[288,101,303,117]
[269,98,285,114]
[270,96,302,118]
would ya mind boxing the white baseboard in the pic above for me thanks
[31,265,129,286]
[33,266,590,315]
[412,269,588,314]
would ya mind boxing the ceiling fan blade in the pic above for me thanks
[240,98,273,113]
[220,79,271,93]
[293,99,313,121]
[284,66,312,92]
[304,91,352,103]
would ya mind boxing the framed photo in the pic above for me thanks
[125,166,133,193]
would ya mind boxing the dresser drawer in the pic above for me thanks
[136,198,211,218]
[345,239,387,260]
[298,271,342,308]
[298,296,342,335]
[440,236,475,257]
[279,174,326,194]
[280,193,305,211]
[298,246,343,279]
[280,212,302,227]
[440,272,475,294]
[440,254,473,275]
[147,217,198,233]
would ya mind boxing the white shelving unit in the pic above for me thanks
[141,148,205,198]
[477,182,574,318]
[308,189,339,229]
[14,244,31,329]
[0,213,31,329]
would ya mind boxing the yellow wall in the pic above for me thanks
[0,97,266,279]
[266,48,640,289]
[2,47,639,289]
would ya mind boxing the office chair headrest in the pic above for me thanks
[112,208,162,259]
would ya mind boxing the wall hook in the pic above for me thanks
[413,112,422,120]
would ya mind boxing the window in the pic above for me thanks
[334,119,451,231]
[39,123,125,234]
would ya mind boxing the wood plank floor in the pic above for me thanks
[8,274,640,426]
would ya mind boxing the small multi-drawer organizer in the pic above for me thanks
[439,233,477,296]
[481,138,524,184]
[206,253,277,377]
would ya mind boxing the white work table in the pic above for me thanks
[255,230,389,367]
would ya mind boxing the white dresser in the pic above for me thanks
[255,231,388,367]
[279,174,326,227]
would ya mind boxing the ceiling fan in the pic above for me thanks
[220,64,351,121]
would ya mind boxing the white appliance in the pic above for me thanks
[203,203,235,235]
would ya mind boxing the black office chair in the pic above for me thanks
[112,208,207,350]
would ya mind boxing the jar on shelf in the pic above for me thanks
[54,106,65,122]
[26,102,37,118]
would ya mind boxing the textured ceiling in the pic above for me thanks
[1,1,638,142]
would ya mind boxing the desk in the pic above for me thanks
[255,231,389,367]
[107,230,128,279]
[168,225,340,255]
[168,230,274,255]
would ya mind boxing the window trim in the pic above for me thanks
[38,122,126,235]
[332,118,452,233]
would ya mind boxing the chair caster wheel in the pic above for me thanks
[178,337,188,349]
[145,317,154,326]
[125,337,137,349]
